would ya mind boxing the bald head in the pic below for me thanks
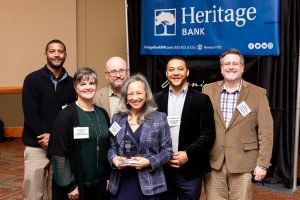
[105,56,128,94]
[106,57,127,71]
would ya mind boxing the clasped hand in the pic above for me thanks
[112,156,150,170]
[68,186,79,200]
[37,133,50,150]
[168,151,188,168]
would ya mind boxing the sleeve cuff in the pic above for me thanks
[66,182,77,193]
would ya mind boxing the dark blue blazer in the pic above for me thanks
[154,87,216,178]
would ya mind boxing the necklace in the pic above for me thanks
[77,101,102,168]
[128,113,144,126]
[128,121,138,125]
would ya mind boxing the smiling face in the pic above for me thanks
[75,76,97,102]
[126,80,146,113]
[105,57,128,93]
[45,43,67,70]
[166,58,189,93]
[220,53,244,83]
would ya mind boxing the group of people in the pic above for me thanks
[21,39,273,200]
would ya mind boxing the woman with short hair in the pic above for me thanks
[49,67,110,200]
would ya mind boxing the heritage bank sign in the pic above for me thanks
[140,0,280,56]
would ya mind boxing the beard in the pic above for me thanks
[112,82,123,91]
[111,78,124,89]
[47,57,65,70]
[222,72,243,81]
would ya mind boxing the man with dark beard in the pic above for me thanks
[22,39,76,199]
[93,56,128,120]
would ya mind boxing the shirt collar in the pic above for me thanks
[169,84,188,95]
[45,66,67,81]
[108,86,119,97]
[221,79,243,94]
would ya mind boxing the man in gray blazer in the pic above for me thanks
[202,48,273,200]
[93,56,128,119]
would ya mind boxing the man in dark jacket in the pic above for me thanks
[155,57,215,200]
[22,39,76,199]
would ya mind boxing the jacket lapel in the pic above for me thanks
[180,89,192,123]
[100,87,111,117]
[138,116,154,153]
[226,81,250,129]
[213,82,227,129]
[160,89,169,114]
[115,115,128,145]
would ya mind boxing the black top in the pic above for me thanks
[22,65,76,147]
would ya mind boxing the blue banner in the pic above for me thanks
[141,0,280,56]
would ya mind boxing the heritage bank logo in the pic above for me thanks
[154,5,258,37]
[154,9,176,36]
[154,7,206,37]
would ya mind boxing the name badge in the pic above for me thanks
[109,122,121,136]
[73,127,89,139]
[236,101,251,117]
[167,115,181,126]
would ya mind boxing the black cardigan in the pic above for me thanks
[48,103,110,199]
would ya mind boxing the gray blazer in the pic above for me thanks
[107,111,173,195]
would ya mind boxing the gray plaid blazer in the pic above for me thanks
[107,111,173,196]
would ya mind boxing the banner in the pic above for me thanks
[141,0,280,56]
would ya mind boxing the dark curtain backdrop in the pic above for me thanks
[127,0,300,188]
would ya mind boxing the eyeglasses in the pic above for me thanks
[222,62,243,67]
[106,69,128,77]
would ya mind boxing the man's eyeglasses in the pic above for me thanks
[106,69,128,77]
[222,62,243,67]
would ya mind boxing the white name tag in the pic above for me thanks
[73,127,89,139]
[236,101,251,117]
[109,122,121,136]
[167,115,181,126]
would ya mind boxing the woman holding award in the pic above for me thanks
[107,74,173,200]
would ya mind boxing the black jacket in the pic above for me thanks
[154,87,216,178]
[22,66,76,147]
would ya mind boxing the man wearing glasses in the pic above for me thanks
[93,56,128,119]
[202,48,273,200]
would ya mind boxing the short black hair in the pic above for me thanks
[166,56,188,69]
[45,39,66,52]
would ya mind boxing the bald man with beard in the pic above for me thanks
[93,57,129,120]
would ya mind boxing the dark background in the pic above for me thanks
[126,0,300,188]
